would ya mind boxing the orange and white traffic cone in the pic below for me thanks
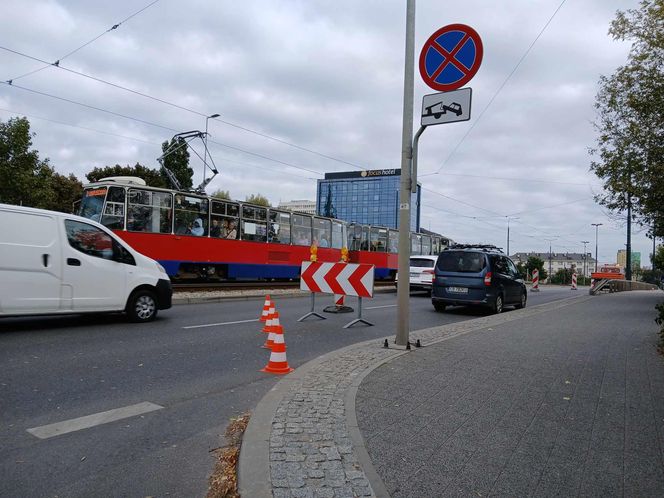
[259,295,272,322]
[262,304,275,333]
[262,311,285,350]
[260,321,293,375]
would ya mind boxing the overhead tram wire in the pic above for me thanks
[6,0,161,84]
[0,81,326,179]
[419,0,569,178]
[1,46,366,172]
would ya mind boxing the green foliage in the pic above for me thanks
[550,268,574,285]
[653,245,664,271]
[525,256,547,281]
[211,189,231,200]
[590,0,664,230]
[245,193,271,207]
[160,137,193,190]
[86,163,168,188]
[656,301,664,353]
[516,262,526,279]
[0,117,82,212]
[640,269,663,286]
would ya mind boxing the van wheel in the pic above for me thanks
[492,294,503,314]
[433,302,446,312]
[515,291,527,309]
[127,290,158,322]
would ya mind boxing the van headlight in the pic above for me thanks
[155,262,167,274]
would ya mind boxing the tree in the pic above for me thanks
[590,1,664,234]
[525,256,547,281]
[160,137,193,190]
[211,189,231,200]
[322,183,336,218]
[515,262,527,279]
[0,117,47,206]
[0,117,82,212]
[550,268,573,285]
[86,163,168,188]
[245,193,271,207]
[653,245,664,271]
[45,172,83,213]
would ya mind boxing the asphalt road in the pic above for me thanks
[0,285,580,497]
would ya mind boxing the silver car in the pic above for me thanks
[395,255,438,294]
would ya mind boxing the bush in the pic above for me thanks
[656,301,664,354]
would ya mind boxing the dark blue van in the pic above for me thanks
[431,244,527,314]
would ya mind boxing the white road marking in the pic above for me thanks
[183,318,260,329]
[365,304,397,310]
[27,401,163,439]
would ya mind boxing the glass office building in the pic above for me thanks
[316,169,421,231]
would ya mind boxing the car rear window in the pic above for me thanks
[410,258,435,268]
[436,251,486,273]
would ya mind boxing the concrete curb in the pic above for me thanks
[237,293,593,497]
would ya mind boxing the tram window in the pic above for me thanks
[348,224,363,251]
[211,200,240,239]
[101,186,126,230]
[268,210,291,244]
[313,218,331,248]
[174,194,208,236]
[292,214,312,246]
[370,227,387,252]
[388,230,399,253]
[411,233,421,254]
[331,221,343,249]
[241,205,267,242]
[128,189,173,234]
[421,235,432,255]
[361,226,370,251]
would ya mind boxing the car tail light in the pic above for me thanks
[422,269,434,282]
[484,272,492,286]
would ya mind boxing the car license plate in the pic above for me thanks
[448,287,468,294]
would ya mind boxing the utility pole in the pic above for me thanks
[626,195,632,281]
[395,0,416,347]
[581,241,589,278]
[544,237,557,284]
[591,223,602,272]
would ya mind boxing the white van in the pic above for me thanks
[0,203,172,322]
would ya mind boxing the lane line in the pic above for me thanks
[183,318,260,329]
[365,304,397,310]
[27,401,163,439]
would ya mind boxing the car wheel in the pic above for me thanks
[127,289,158,322]
[515,291,527,309]
[492,294,503,314]
[433,302,446,312]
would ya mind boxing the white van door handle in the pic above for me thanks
[67,258,81,266]
[42,254,49,267]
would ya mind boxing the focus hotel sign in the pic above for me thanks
[324,169,401,179]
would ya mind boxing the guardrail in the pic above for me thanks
[590,279,660,295]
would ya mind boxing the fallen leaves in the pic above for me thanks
[206,412,251,498]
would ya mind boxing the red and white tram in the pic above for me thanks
[77,177,450,281]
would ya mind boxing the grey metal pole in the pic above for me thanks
[395,0,416,347]
[581,241,589,278]
[592,223,602,272]
[507,219,510,256]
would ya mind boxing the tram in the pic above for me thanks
[77,176,451,281]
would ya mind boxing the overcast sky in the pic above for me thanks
[0,0,655,266]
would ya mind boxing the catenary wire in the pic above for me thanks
[6,0,161,83]
[419,0,568,178]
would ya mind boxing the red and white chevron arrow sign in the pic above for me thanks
[300,262,375,298]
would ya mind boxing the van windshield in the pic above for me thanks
[437,251,486,273]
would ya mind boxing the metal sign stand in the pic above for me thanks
[297,292,326,322]
[343,297,374,328]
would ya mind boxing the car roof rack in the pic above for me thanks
[446,244,504,253]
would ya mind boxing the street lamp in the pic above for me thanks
[506,216,519,256]
[544,236,558,283]
[204,113,220,181]
[581,240,589,277]
[591,223,602,272]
